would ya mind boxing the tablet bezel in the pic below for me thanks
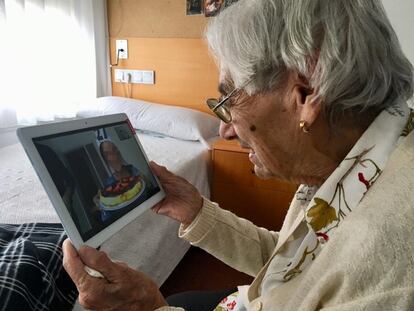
[17,113,165,249]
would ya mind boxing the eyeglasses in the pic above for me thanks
[206,80,251,123]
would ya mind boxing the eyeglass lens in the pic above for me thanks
[206,99,231,123]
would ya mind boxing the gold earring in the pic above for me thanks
[299,120,310,133]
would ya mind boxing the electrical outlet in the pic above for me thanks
[116,40,128,59]
[114,69,124,82]
[114,69,155,84]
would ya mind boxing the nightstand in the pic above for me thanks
[211,139,298,231]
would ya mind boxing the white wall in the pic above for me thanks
[382,0,414,66]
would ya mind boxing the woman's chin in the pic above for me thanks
[249,152,274,179]
[253,165,274,180]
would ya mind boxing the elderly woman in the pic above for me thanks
[63,0,414,310]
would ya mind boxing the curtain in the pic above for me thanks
[0,0,111,128]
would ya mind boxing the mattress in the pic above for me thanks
[0,131,212,286]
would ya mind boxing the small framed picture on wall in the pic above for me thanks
[186,0,203,15]
[204,0,223,17]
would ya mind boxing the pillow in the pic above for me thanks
[77,96,220,146]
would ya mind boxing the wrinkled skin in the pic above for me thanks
[63,240,167,311]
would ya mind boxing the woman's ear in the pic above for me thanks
[299,91,322,127]
[292,76,322,128]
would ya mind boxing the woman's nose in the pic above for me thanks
[219,121,238,140]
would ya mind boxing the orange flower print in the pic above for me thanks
[307,198,339,232]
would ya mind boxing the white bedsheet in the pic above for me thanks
[0,132,212,287]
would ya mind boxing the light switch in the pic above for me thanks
[142,71,155,84]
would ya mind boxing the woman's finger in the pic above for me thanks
[78,246,119,281]
[150,161,175,180]
[113,260,129,268]
[62,239,88,286]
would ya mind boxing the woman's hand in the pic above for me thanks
[150,161,203,227]
[62,239,167,311]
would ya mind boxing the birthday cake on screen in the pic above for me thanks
[99,175,143,208]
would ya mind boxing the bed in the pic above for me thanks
[0,96,219,304]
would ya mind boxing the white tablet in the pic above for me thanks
[17,113,165,249]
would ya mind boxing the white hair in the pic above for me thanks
[206,0,413,122]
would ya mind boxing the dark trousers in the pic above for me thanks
[0,223,78,311]
[166,288,237,311]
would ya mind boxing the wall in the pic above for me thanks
[108,0,208,38]
[107,0,219,113]
[382,0,414,67]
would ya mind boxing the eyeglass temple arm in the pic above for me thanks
[212,87,239,111]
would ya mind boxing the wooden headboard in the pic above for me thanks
[109,37,220,114]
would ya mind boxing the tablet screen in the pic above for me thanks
[32,121,161,241]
